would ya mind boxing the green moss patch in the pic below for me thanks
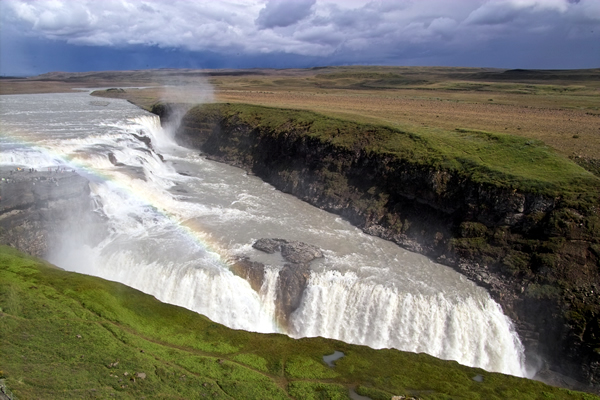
[0,245,597,399]
[184,103,600,203]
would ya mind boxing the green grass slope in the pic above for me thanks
[0,246,597,399]
[192,103,600,202]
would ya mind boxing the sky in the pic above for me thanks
[1,0,599,76]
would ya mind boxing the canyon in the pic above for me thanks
[158,101,600,389]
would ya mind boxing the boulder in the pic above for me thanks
[230,258,265,292]
[276,263,311,323]
[253,238,323,264]
[229,239,325,329]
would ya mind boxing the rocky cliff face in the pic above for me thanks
[232,238,323,328]
[0,171,105,258]
[164,103,600,390]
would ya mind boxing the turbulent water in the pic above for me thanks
[0,92,528,377]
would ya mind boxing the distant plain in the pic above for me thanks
[3,66,598,161]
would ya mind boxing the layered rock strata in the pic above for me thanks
[165,103,600,390]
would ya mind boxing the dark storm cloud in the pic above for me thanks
[465,3,523,25]
[0,0,598,76]
[256,0,316,29]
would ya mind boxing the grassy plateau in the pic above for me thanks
[180,102,600,201]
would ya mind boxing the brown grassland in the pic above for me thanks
[2,66,599,163]
[211,68,600,162]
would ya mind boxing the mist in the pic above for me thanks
[2,88,532,380]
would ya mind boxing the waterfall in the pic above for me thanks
[289,270,525,376]
[259,266,281,319]
[97,250,278,333]
[1,93,529,379]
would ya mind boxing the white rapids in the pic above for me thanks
[0,92,528,377]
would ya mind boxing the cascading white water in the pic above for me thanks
[0,92,529,377]
[259,266,281,319]
[290,270,525,376]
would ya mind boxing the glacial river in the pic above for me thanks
[0,92,528,377]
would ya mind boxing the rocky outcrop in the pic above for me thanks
[232,238,323,328]
[275,263,311,326]
[253,238,323,264]
[0,170,105,258]
[230,258,265,293]
[165,102,600,390]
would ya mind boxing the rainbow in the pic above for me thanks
[2,95,284,335]
[1,126,232,269]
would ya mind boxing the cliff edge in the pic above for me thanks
[157,102,600,389]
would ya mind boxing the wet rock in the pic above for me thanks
[231,239,323,329]
[107,153,125,167]
[132,133,152,149]
[230,258,265,293]
[132,133,163,161]
[251,238,322,325]
[233,256,310,326]
[252,238,281,254]
[281,242,323,264]
[253,238,323,264]
[276,263,311,324]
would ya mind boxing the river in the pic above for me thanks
[0,91,528,377]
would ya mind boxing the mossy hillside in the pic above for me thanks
[183,103,600,202]
[1,246,597,399]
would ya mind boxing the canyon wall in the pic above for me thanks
[0,171,104,258]
[158,102,600,388]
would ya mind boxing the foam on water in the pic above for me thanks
[290,270,525,376]
[0,92,529,377]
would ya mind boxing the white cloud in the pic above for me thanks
[571,0,600,22]
[429,17,458,36]
[465,0,570,26]
[1,0,598,67]
[256,0,316,29]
